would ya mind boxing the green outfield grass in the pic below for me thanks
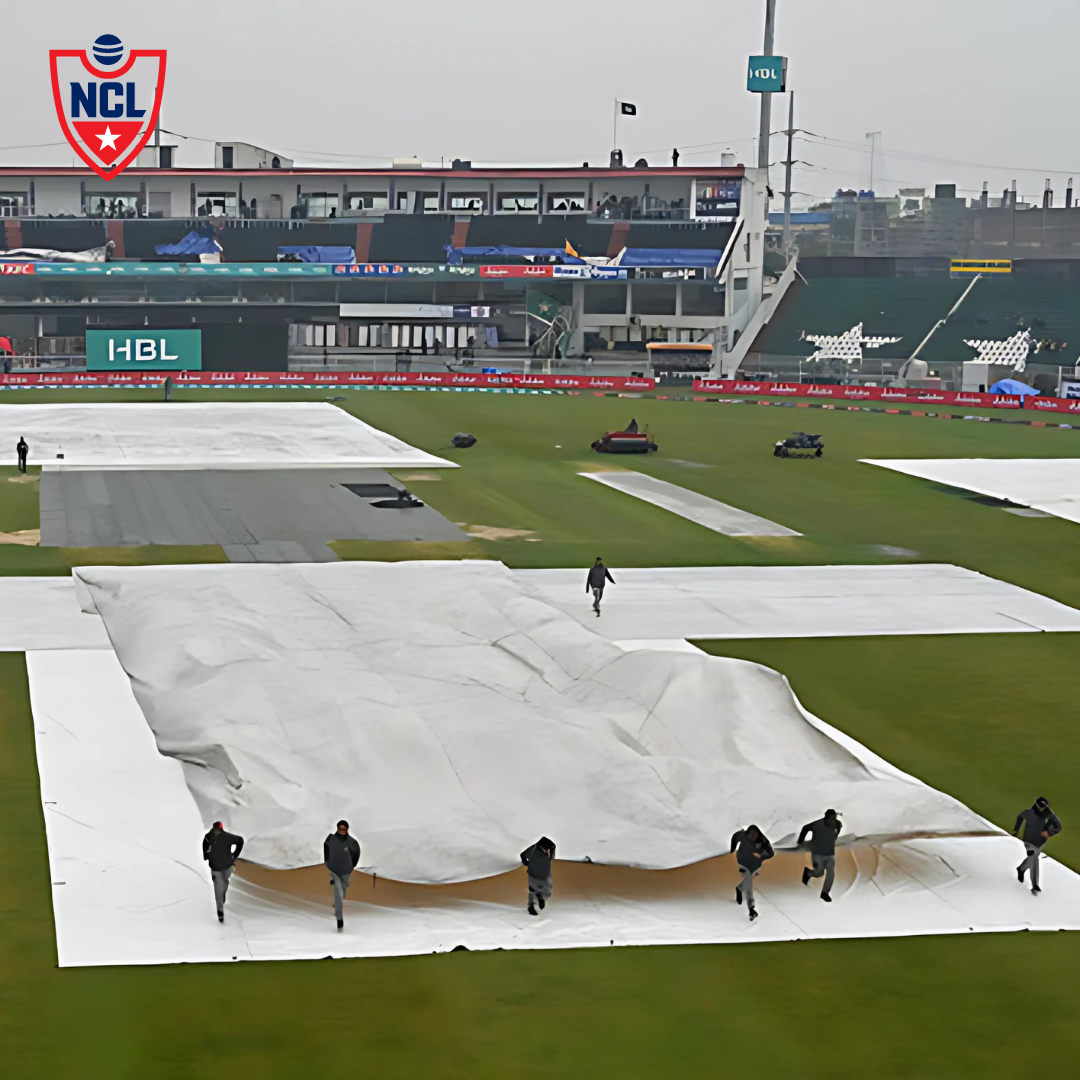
[1,389,1078,1077]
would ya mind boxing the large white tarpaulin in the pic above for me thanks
[30,648,1080,967]
[74,560,992,886]
[0,403,453,470]
[515,565,1080,639]
[862,458,1080,524]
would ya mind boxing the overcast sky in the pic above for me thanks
[5,0,1078,205]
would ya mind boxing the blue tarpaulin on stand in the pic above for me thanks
[154,230,222,257]
[277,246,355,263]
[619,248,723,268]
[989,379,1039,397]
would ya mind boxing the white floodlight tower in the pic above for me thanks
[758,0,777,172]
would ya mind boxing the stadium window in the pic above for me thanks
[547,192,586,212]
[301,192,340,218]
[85,191,141,217]
[346,191,389,212]
[396,191,440,212]
[0,192,28,217]
[196,191,238,217]
[498,192,539,212]
[449,192,487,213]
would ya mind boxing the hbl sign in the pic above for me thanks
[747,55,787,93]
[86,329,201,371]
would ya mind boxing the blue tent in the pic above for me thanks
[277,246,355,263]
[154,230,221,257]
[989,379,1039,397]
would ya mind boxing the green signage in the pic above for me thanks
[747,55,787,93]
[86,329,202,371]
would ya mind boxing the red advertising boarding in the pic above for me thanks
[479,265,554,278]
[0,263,35,275]
[0,371,656,391]
[692,379,1031,410]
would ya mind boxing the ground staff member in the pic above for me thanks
[520,836,556,916]
[798,809,842,902]
[1014,797,1062,895]
[324,820,361,930]
[729,825,774,921]
[202,821,244,923]
[16,436,28,473]
[586,557,615,616]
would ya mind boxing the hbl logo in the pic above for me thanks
[50,34,166,181]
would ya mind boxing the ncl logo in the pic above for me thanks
[50,35,167,181]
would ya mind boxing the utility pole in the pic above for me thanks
[782,91,795,257]
[757,0,777,172]
[865,132,881,190]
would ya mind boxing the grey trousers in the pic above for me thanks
[17,454,27,474]
[528,875,552,906]
[738,866,758,907]
[211,867,232,913]
[807,854,836,897]
[1019,843,1041,889]
[330,870,352,919]
[591,587,604,611]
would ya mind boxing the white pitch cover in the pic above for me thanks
[26,559,1080,966]
[71,560,995,884]
[862,458,1080,525]
[515,564,1080,639]
[579,471,801,536]
[0,402,454,470]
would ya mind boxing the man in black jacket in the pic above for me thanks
[729,825,774,921]
[520,836,556,916]
[586,557,615,616]
[202,821,244,923]
[324,819,361,930]
[1013,796,1063,895]
[798,808,842,902]
[16,436,28,474]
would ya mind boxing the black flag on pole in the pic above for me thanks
[620,102,637,116]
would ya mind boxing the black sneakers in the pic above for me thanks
[1017,865,1025,883]
[802,867,811,887]
[217,911,224,923]
[821,894,832,903]
[748,907,758,922]
[1031,886,1041,896]
[527,903,538,916]
[735,887,743,905]
[336,918,344,930]
[538,896,545,910]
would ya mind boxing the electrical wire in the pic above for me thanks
[0,141,70,151]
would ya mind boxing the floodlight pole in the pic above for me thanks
[757,0,777,172]
[897,273,982,382]
[782,92,795,257]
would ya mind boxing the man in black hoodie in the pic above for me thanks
[729,824,774,921]
[16,436,28,474]
[798,808,842,902]
[586,557,615,616]
[202,821,244,923]
[324,819,361,930]
[520,836,556,916]
[1013,796,1063,895]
